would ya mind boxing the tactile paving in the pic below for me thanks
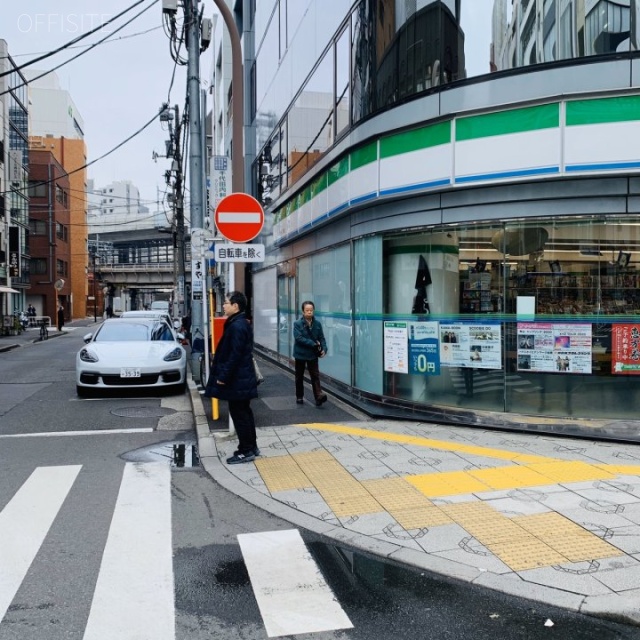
[407,470,493,497]
[255,456,312,493]
[292,450,383,518]
[525,460,616,483]
[361,477,454,529]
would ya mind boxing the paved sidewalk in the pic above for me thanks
[0,317,100,352]
[192,356,640,626]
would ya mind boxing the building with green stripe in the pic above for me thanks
[218,0,640,441]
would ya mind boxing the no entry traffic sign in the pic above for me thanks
[214,192,264,243]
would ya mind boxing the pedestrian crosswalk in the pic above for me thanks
[0,463,353,639]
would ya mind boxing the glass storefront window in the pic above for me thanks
[370,218,640,420]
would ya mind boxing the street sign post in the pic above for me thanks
[214,193,264,243]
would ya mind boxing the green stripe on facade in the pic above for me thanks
[310,173,328,198]
[456,104,559,141]
[328,157,349,185]
[350,142,377,170]
[566,95,640,126]
[380,121,451,159]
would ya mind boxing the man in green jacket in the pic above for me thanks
[293,300,328,406]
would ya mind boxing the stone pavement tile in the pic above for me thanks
[572,487,640,505]
[273,486,324,506]
[537,490,591,512]
[592,560,640,592]
[431,493,479,505]
[433,545,513,574]
[517,565,614,597]
[581,591,640,625]
[370,530,425,553]
[342,462,396,481]
[474,572,584,612]
[481,495,551,517]
[559,506,639,530]
[339,511,405,536]
[605,527,640,555]
[413,522,472,554]
[617,502,640,525]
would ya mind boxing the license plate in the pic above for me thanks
[120,368,141,378]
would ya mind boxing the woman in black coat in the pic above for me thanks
[204,291,259,464]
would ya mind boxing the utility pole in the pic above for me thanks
[187,0,206,381]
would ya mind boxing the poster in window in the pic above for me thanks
[612,324,640,374]
[408,321,440,375]
[517,323,592,373]
[439,323,502,369]
[383,321,408,374]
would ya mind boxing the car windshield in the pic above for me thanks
[94,322,174,342]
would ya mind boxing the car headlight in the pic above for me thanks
[163,347,183,362]
[79,348,99,363]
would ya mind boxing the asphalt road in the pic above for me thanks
[1,329,639,639]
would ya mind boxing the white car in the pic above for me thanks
[120,309,181,330]
[76,318,187,397]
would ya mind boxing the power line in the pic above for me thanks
[0,0,160,98]
[0,25,163,59]
[0,0,150,78]
[0,109,161,197]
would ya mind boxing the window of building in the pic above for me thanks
[30,258,47,275]
[29,220,47,235]
[55,184,64,203]
[28,181,47,197]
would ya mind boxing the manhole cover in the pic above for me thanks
[111,406,176,418]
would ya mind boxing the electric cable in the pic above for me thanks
[0,0,151,78]
[0,0,160,97]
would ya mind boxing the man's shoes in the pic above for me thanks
[315,394,328,406]
[296,398,304,404]
[226,452,256,464]
[234,446,260,457]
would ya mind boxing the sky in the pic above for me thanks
[2,0,494,208]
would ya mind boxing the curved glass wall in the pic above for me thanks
[260,215,640,424]
[254,0,640,207]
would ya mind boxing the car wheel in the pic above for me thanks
[76,385,91,398]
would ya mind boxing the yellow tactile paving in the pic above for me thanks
[252,424,632,571]
[594,464,640,477]
[255,456,312,492]
[406,471,493,497]
[526,460,617,483]
[511,513,621,562]
[361,477,454,529]
[391,507,454,530]
[468,465,554,490]
[291,450,383,518]
[485,540,567,571]
[300,423,557,464]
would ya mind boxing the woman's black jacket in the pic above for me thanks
[204,311,258,401]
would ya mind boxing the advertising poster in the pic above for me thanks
[408,322,440,375]
[439,323,502,369]
[612,324,640,374]
[517,322,592,373]
[384,321,408,374]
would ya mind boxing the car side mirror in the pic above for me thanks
[83,333,93,344]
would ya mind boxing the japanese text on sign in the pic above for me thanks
[214,244,265,262]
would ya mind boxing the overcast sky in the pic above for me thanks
[2,0,494,207]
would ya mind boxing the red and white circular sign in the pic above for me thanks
[214,193,264,243]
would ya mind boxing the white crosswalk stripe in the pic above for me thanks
[0,465,353,638]
[0,465,82,622]
[83,462,175,640]
[239,529,353,637]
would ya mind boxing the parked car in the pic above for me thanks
[120,309,180,330]
[76,318,186,397]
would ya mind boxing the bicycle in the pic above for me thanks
[39,320,48,341]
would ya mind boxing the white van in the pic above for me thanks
[150,300,170,313]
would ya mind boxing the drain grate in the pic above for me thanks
[122,441,200,468]
[111,406,176,418]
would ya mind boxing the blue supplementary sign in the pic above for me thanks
[214,243,265,263]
